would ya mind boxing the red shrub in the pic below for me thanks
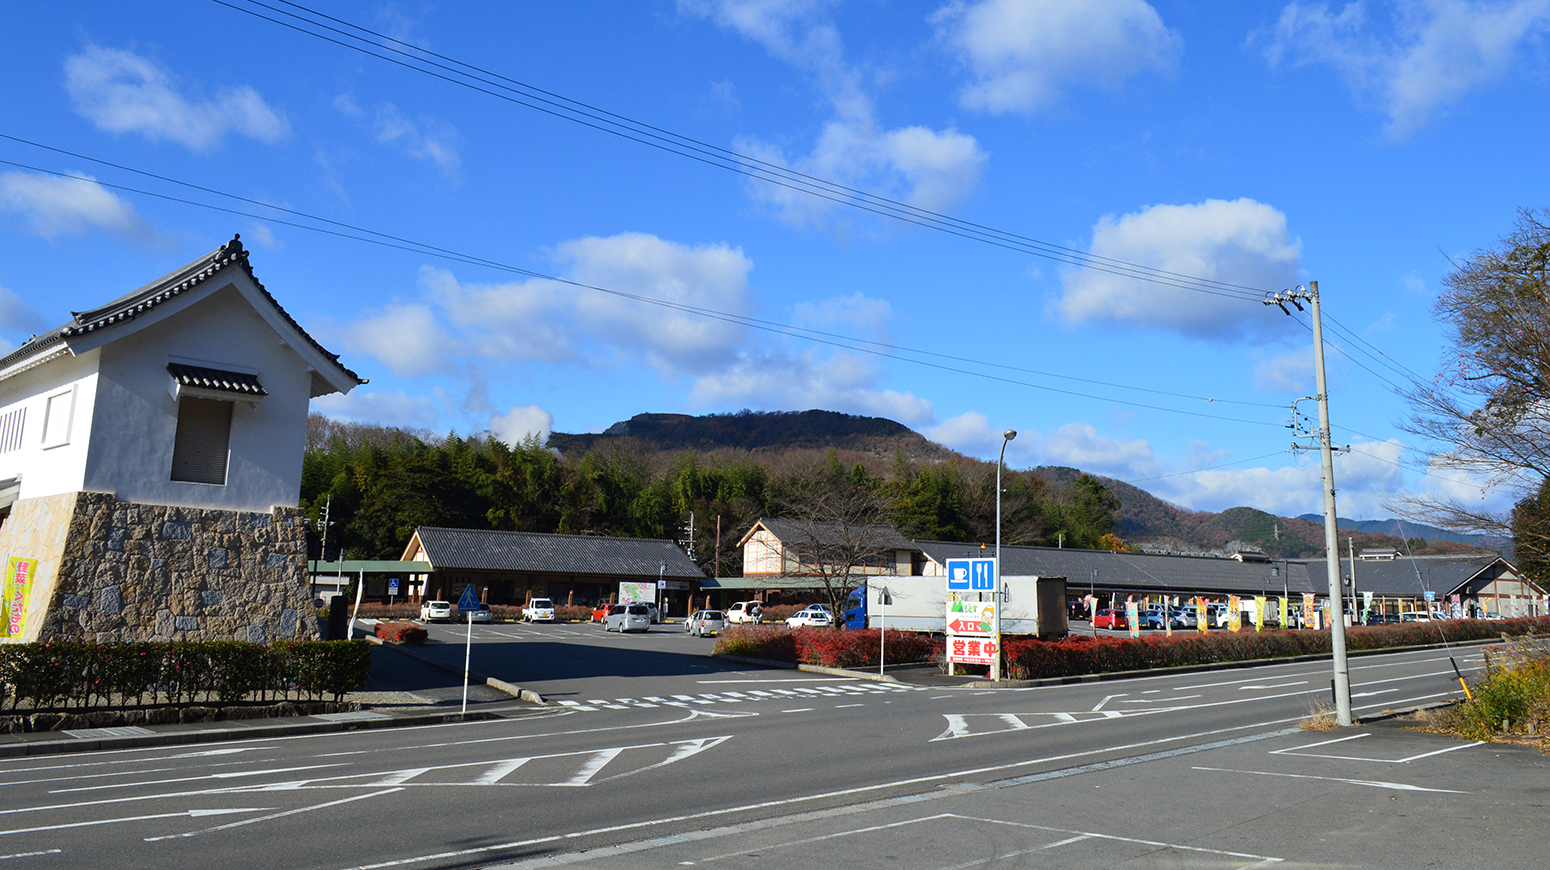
[375,623,428,645]
[795,628,935,668]
[1003,616,1550,679]
[714,625,798,662]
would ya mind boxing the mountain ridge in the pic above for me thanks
[547,410,1496,557]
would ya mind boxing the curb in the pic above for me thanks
[954,636,1502,689]
[715,638,1496,689]
[363,634,547,704]
[709,653,907,684]
[0,709,502,759]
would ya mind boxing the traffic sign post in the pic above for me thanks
[457,584,480,716]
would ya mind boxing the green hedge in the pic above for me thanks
[0,640,372,710]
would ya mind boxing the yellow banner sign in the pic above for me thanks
[2,557,37,639]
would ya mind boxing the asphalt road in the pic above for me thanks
[0,623,1541,870]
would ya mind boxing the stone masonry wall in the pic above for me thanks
[0,492,80,642]
[28,492,320,643]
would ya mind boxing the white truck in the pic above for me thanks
[522,597,556,622]
[842,575,1068,638]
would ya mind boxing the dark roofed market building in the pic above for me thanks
[400,527,706,616]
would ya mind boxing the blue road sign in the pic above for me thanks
[388,577,400,595]
[946,558,996,592]
[457,583,481,612]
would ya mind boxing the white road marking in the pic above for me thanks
[0,808,259,837]
[566,749,625,786]
[0,850,63,860]
[781,708,814,713]
[1271,732,1485,763]
[834,704,864,709]
[144,789,404,841]
[48,763,354,795]
[329,719,1313,870]
[1239,682,1307,690]
[1192,766,1468,793]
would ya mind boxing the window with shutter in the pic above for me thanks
[170,397,233,485]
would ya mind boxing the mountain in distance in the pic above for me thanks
[546,410,1496,557]
[1294,514,1484,547]
[548,410,958,461]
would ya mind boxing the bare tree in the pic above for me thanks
[1396,207,1550,551]
[762,460,906,616]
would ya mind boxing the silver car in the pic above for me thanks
[419,600,452,622]
[685,610,726,637]
[604,603,652,633]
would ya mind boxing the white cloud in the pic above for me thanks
[65,46,289,151]
[1029,422,1164,479]
[739,123,986,231]
[1055,198,1302,339]
[351,233,759,379]
[338,302,457,378]
[686,0,987,230]
[1254,346,1315,392]
[489,405,555,444]
[934,0,1182,114]
[0,170,162,243]
[690,348,935,426]
[419,266,576,364]
[372,103,462,178]
[1261,1,1550,137]
[791,292,893,340]
[309,389,442,430]
[557,233,756,374]
[0,280,48,342]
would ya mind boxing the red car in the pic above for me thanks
[591,604,610,623]
[1093,608,1128,630]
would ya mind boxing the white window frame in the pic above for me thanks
[40,387,75,450]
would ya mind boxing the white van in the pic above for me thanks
[725,601,762,624]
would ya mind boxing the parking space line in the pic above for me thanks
[1191,766,1469,793]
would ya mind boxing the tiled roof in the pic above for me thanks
[748,517,917,551]
[412,527,706,579]
[916,541,1322,596]
[1317,555,1508,597]
[167,363,267,397]
[0,235,363,387]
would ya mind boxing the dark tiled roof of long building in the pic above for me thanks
[413,527,706,579]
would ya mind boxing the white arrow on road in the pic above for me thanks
[0,808,260,836]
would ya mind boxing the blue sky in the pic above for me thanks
[3,1,1548,523]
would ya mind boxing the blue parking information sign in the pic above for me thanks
[945,558,996,592]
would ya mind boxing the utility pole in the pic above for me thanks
[1265,281,1353,726]
[311,495,331,602]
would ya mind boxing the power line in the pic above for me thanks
[5,130,1289,411]
[212,0,1270,301]
[1121,450,1288,484]
[0,151,1285,428]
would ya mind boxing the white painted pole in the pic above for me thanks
[461,607,473,716]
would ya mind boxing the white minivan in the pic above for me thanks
[725,601,762,624]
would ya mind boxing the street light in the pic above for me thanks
[992,429,1016,682]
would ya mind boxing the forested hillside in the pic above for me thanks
[300,413,1128,574]
[302,410,1498,569]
